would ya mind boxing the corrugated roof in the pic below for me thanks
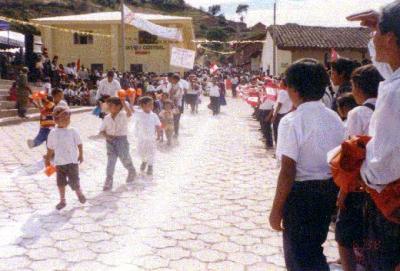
[33,11,192,23]
[268,24,370,50]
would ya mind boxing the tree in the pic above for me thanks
[206,27,228,50]
[208,5,221,16]
[236,4,249,23]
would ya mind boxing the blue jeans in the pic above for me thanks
[106,136,136,181]
[33,128,51,147]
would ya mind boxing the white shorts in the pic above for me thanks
[137,140,156,165]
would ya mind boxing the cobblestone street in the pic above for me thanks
[0,98,340,271]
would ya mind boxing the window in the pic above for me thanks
[91,64,103,73]
[73,33,94,45]
[138,31,158,44]
[130,64,143,73]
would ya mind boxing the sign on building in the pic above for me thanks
[170,47,196,70]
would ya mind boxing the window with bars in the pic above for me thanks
[73,33,94,45]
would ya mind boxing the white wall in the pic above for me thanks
[276,49,292,76]
[261,32,274,74]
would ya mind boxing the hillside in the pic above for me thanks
[0,0,264,39]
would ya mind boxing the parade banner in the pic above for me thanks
[170,47,196,70]
[123,5,183,42]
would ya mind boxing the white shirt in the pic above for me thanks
[47,127,82,166]
[209,85,220,97]
[133,111,161,141]
[277,101,345,182]
[180,79,190,92]
[170,83,184,106]
[259,87,277,110]
[96,78,121,100]
[100,111,130,136]
[275,90,292,114]
[345,98,376,138]
[361,68,400,192]
[56,100,69,108]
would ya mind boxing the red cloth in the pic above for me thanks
[330,136,400,223]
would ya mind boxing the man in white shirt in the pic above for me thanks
[208,77,221,115]
[347,4,400,270]
[258,86,276,148]
[272,86,293,145]
[96,71,121,100]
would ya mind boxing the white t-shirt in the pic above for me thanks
[133,111,161,141]
[276,101,345,181]
[47,127,82,166]
[209,85,220,97]
[275,90,292,114]
[345,98,376,138]
[96,78,121,99]
[100,111,130,136]
[56,100,69,108]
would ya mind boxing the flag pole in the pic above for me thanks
[121,0,127,72]
[272,0,277,76]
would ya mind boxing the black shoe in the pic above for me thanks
[103,179,113,191]
[126,170,136,183]
[140,162,147,172]
[56,201,66,210]
[147,166,153,176]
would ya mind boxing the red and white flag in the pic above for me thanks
[331,48,340,61]
[210,64,219,74]
[123,5,182,41]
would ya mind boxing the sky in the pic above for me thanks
[185,0,393,27]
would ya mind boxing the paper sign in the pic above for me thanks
[170,47,196,70]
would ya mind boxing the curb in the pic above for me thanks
[0,107,94,127]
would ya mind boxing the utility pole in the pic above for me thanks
[272,0,277,76]
[121,0,127,72]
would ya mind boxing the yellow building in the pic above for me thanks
[32,11,195,73]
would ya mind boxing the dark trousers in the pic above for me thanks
[259,109,273,147]
[363,197,400,271]
[210,96,220,115]
[33,127,51,147]
[283,179,338,271]
[273,113,286,144]
[173,111,182,136]
[232,84,238,97]
[16,100,27,118]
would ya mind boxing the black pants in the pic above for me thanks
[16,101,27,118]
[173,107,183,136]
[258,109,273,147]
[210,97,220,115]
[363,197,400,271]
[273,113,286,144]
[232,84,238,97]
[283,179,338,271]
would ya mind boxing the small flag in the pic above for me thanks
[331,48,340,61]
[210,64,219,74]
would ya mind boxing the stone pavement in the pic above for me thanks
[0,98,341,271]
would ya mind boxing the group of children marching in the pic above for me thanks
[27,86,181,210]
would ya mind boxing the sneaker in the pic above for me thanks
[27,139,34,149]
[147,165,153,176]
[78,194,86,204]
[126,170,136,183]
[103,179,113,191]
[56,201,66,210]
[140,162,147,172]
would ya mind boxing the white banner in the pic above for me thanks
[123,5,183,42]
[170,47,196,70]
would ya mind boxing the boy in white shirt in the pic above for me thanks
[270,59,345,271]
[45,106,86,210]
[272,82,293,144]
[134,96,162,176]
[100,97,136,191]
[335,65,383,271]
[208,77,221,116]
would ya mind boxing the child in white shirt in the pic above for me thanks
[45,106,86,210]
[134,96,162,176]
[100,97,136,191]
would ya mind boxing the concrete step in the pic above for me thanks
[0,101,16,109]
[0,107,93,126]
[0,95,9,101]
[0,90,9,96]
[0,108,40,118]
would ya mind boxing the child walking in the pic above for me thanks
[159,99,175,146]
[133,96,162,176]
[100,97,137,191]
[269,59,345,271]
[27,95,55,149]
[45,106,86,210]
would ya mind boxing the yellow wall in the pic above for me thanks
[39,19,195,73]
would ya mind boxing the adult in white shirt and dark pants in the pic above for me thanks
[96,71,121,119]
[272,85,293,145]
[270,59,345,271]
[209,78,221,115]
[348,5,400,270]
[258,88,276,148]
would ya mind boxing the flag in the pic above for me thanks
[210,64,218,74]
[123,5,183,42]
[331,48,340,61]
